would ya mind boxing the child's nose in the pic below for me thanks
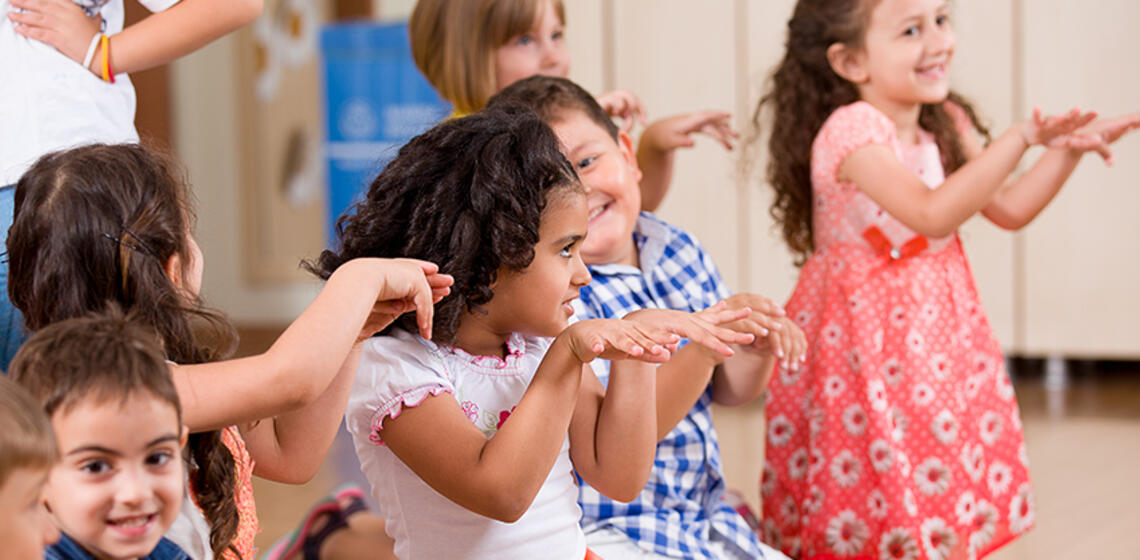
[927,26,954,54]
[115,471,152,506]
[542,43,569,72]
[572,254,591,287]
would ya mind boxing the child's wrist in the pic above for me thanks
[1014,121,1035,148]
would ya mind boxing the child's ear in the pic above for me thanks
[616,131,643,184]
[164,254,183,289]
[826,42,869,84]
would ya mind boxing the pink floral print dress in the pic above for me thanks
[762,102,1034,560]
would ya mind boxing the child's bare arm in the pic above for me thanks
[980,111,1140,230]
[637,111,737,212]
[841,107,1097,237]
[239,343,363,483]
[8,0,261,76]
[381,320,676,522]
[171,258,451,432]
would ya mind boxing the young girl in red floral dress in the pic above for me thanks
[751,0,1140,558]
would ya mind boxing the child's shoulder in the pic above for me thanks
[817,101,897,143]
[635,212,705,254]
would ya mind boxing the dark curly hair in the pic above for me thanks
[747,0,991,265]
[307,103,581,344]
[9,143,242,560]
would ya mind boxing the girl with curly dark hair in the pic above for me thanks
[749,0,1140,558]
[8,143,452,560]
[308,104,753,559]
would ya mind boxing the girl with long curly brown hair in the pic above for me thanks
[8,143,452,560]
[750,0,1140,558]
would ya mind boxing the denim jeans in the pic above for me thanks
[0,183,26,372]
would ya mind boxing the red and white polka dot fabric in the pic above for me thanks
[762,102,1034,560]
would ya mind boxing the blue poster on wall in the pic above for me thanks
[320,22,452,244]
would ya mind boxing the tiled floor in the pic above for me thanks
[238,325,1140,558]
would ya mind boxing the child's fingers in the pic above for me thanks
[689,322,752,357]
[409,276,436,340]
[696,306,752,327]
[426,272,454,289]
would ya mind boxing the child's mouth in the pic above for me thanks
[107,513,156,537]
[916,62,947,80]
[588,202,610,225]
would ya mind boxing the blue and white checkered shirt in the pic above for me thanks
[573,212,767,559]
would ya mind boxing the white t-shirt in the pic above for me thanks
[0,0,179,185]
[347,329,587,560]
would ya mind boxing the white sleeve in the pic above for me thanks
[346,331,454,446]
[137,0,180,13]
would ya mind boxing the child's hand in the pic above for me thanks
[714,295,806,370]
[641,111,738,152]
[596,89,647,133]
[1065,111,1140,166]
[1018,106,1098,149]
[562,318,680,364]
[622,306,756,359]
[9,0,101,69]
[357,258,453,342]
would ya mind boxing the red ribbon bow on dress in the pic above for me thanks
[861,226,928,260]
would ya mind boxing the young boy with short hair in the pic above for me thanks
[10,312,192,560]
[0,375,60,560]
[489,76,803,560]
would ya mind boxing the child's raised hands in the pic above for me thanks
[596,88,648,133]
[622,306,756,358]
[1018,106,1098,149]
[716,294,807,372]
[562,318,680,364]
[352,258,453,342]
[641,110,738,152]
[9,0,100,68]
[1067,111,1140,166]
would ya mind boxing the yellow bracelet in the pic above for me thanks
[100,34,113,83]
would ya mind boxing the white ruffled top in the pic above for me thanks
[346,329,586,560]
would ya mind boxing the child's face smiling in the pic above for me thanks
[478,190,591,345]
[0,468,58,560]
[43,394,185,560]
[550,110,642,267]
[852,0,954,114]
[493,0,570,91]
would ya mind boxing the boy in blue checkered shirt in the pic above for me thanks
[489,76,806,560]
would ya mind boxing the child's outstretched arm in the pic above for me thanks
[978,111,1140,230]
[841,107,1098,237]
[8,0,261,76]
[170,258,450,430]
[569,308,754,500]
[179,258,450,483]
[378,319,679,522]
[638,111,738,212]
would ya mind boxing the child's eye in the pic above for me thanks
[935,14,949,26]
[902,25,919,37]
[516,34,534,46]
[146,450,174,468]
[576,156,597,170]
[559,243,576,258]
[551,29,564,41]
[80,460,111,476]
